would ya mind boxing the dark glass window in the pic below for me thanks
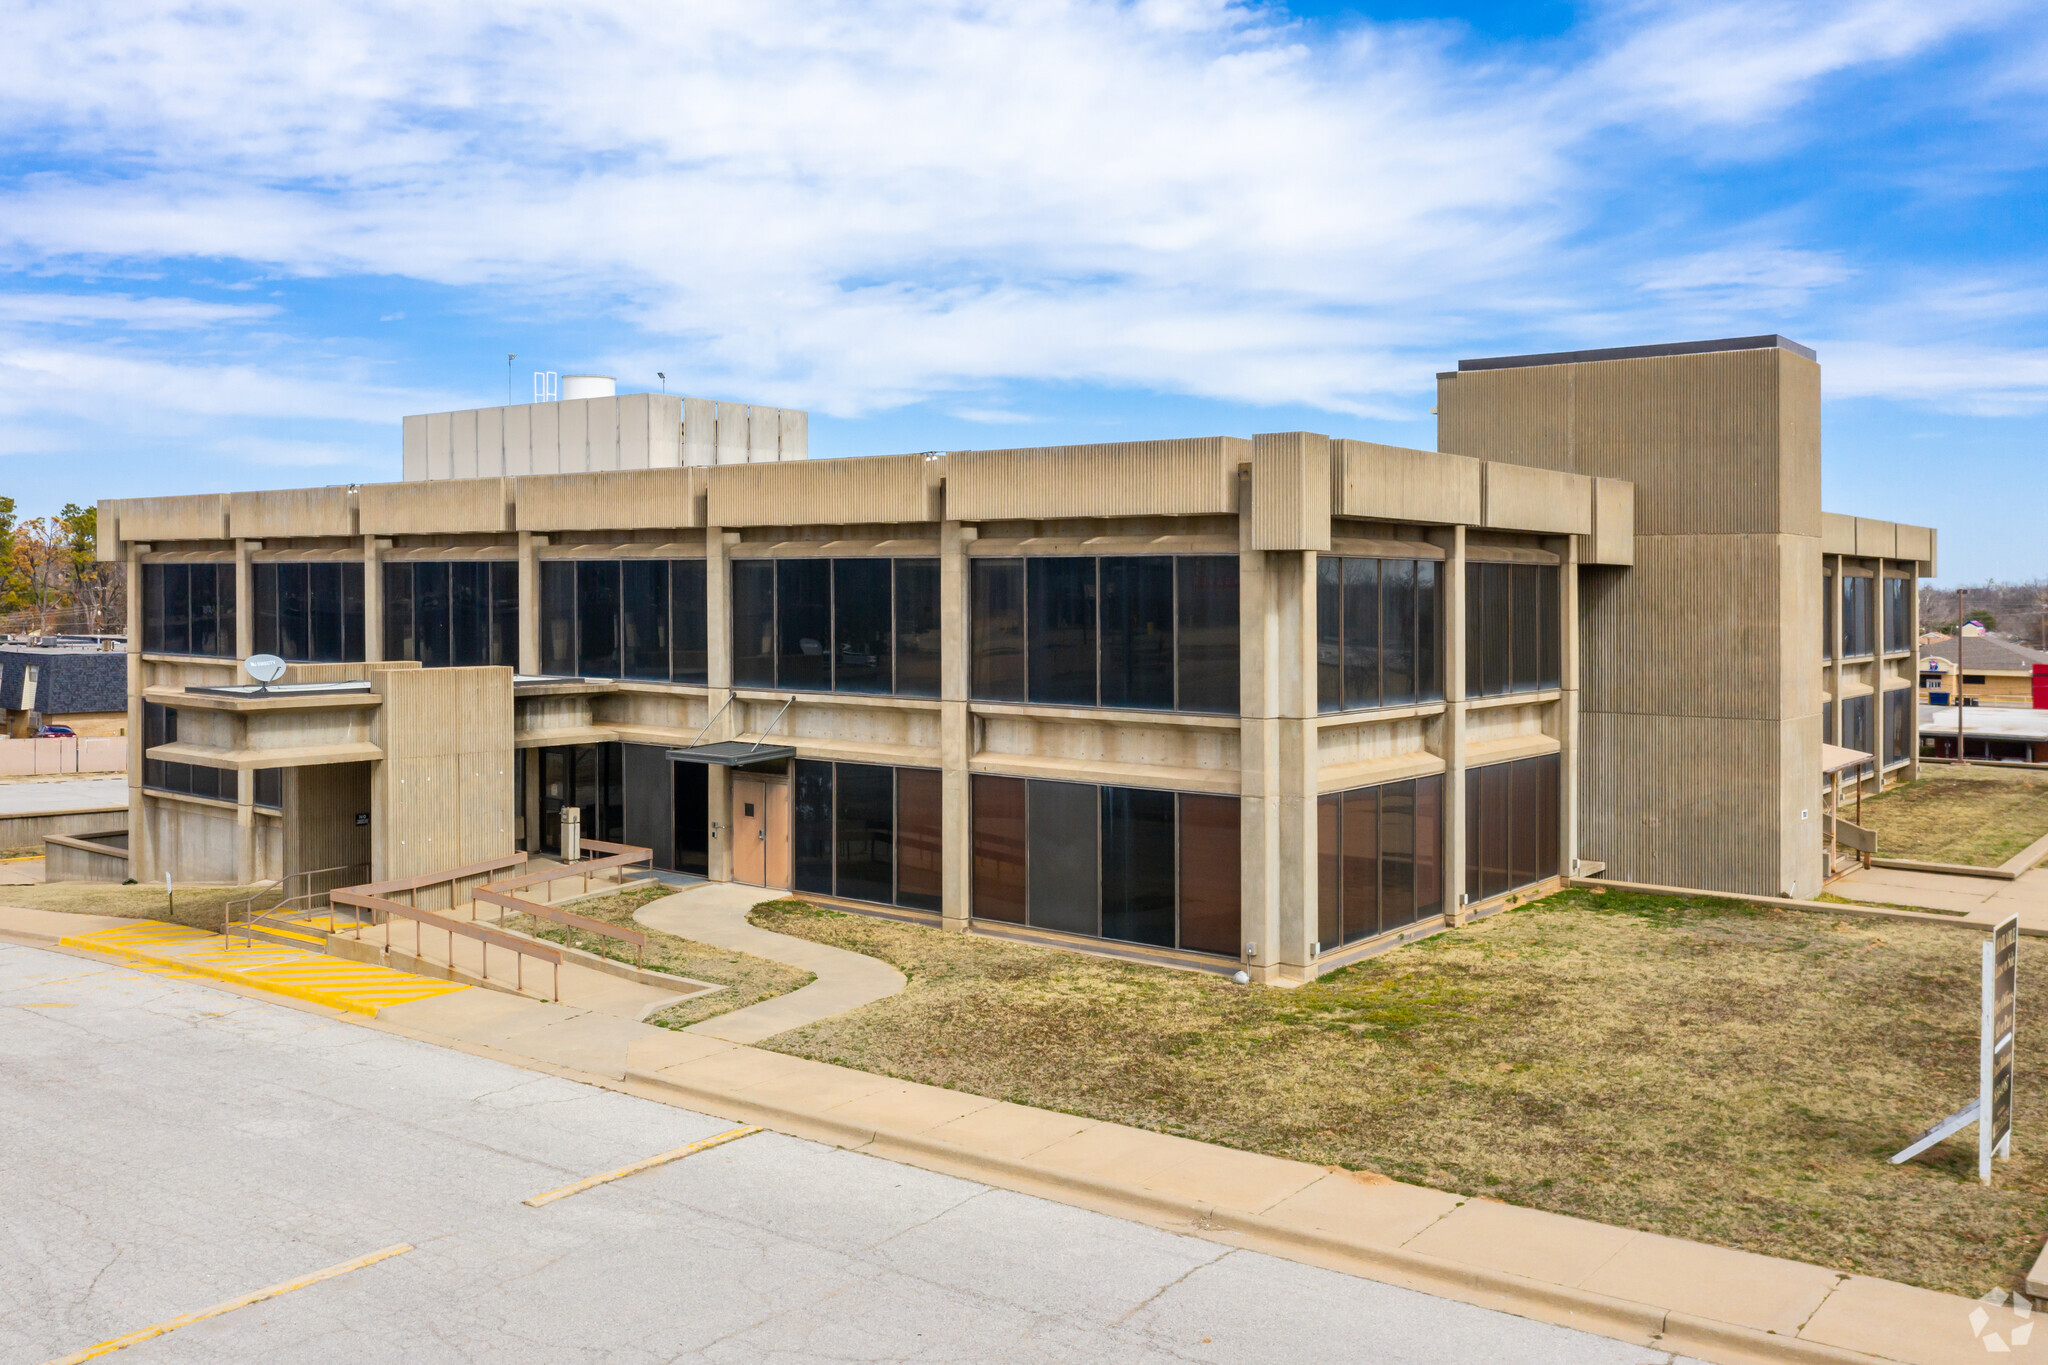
[492,562,518,668]
[971,775,1239,955]
[536,743,623,855]
[970,773,1028,923]
[731,561,776,687]
[1027,558,1098,706]
[142,563,236,658]
[540,562,576,675]
[894,559,941,698]
[775,558,832,691]
[450,562,488,668]
[415,562,451,668]
[622,559,670,680]
[1841,575,1873,657]
[1316,794,1342,947]
[1885,688,1912,765]
[1461,754,1559,905]
[254,767,283,810]
[1101,785,1175,946]
[1099,556,1174,710]
[670,560,708,685]
[833,559,893,694]
[971,560,1026,702]
[383,563,415,663]
[1842,693,1874,775]
[1340,785,1378,944]
[1882,576,1910,654]
[576,561,622,677]
[789,760,938,911]
[1822,573,1835,661]
[1317,556,1443,712]
[1465,561,1559,699]
[793,760,835,896]
[976,555,1237,714]
[140,701,232,802]
[254,561,363,663]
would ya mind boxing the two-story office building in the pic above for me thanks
[100,337,1934,981]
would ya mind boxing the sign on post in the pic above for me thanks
[1891,914,2019,1185]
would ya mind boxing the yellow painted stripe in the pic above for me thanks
[58,933,466,1016]
[41,1242,413,1365]
[524,1127,762,1208]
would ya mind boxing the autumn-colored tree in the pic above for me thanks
[10,517,70,633]
[59,504,122,635]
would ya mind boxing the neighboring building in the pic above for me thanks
[1920,703,2048,764]
[0,642,128,738]
[100,338,1934,981]
[1918,628,2048,709]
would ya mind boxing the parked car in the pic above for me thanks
[34,724,76,738]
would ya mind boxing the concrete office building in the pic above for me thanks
[99,337,1934,981]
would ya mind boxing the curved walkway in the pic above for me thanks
[634,883,906,1043]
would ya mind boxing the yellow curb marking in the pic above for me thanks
[58,926,466,1016]
[42,1242,413,1365]
[525,1126,762,1208]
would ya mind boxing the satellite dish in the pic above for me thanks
[243,654,287,686]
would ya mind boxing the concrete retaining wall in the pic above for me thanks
[44,830,130,882]
[0,805,128,852]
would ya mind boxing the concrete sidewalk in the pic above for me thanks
[1834,864,2048,927]
[5,901,2035,1365]
[634,883,904,1042]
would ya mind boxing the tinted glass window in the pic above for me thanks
[1027,558,1097,706]
[1100,785,1175,946]
[730,561,776,687]
[1378,778,1416,931]
[254,767,283,811]
[894,559,941,698]
[833,559,893,694]
[1099,556,1173,710]
[670,560,708,685]
[1317,558,1343,713]
[896,767,943,911]
[416,562,451,669]
[1414,773,1443,916]
[492,562,519,667]
[1381,559,1416,706]
[621,559,670,680]
[1822,574,1835,660]
[971,559,1025,702]
[1341,557,1378,710]
[1178,793,1240,956]
[540,561,576,674]
[793,759,835,896]
[451,562,488,668]
[776,558,832,691]
[384,563,416,662]
[190,565,221,657]
[971,774,1028,923]
[164,564,192,655]
[1317,794,1341,949]
[1509,565,1539,693]
[575,561,621,676]
[1176,556,1239,714]
[835,762,896,904]
[309,563,343,662]
[1416,561,1441,702]
[1340,785,1378,944]
[1027,779,1097,933]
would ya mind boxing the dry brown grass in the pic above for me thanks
[1857,766,2048,867]
[0,879,271,933]
[755,889,2048,1296]
[534,884,813,1029]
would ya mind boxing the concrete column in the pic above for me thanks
[127,541,150,881]
[1440,526,1469,922]
[1237,519,1282,981]
[235,767,256,884]
[522,747,541,854]
[517,531,541,675]
[233,540,255,660]
[1559,533,1580,877]
[362,534,384,663]
[704,528,735,882]
[1907,562,1923,782]
[939,521,974,930]
[1825,555,1841,743]
[1271,551,1319,982]
[1870,558,1887,792]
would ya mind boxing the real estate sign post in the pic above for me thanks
[1890,914,2018,1184]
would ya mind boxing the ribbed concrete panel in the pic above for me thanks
[1334,441,1480,526]
[946,438,1246,522]
[1578,712,1793,892]
[227,488,355,540]
[1482,462,1592,534]
[1250,433,1331,551]
[1435,365,1574,469]
[360,478,512,535]
[709,453,935,528]
[1579,534,1804,720]
[514,469,704,531]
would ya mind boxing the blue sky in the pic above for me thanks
[1,0,2043,584]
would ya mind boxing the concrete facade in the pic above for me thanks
[101,336,1932,977]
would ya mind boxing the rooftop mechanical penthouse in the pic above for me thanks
[98,339,1934,982]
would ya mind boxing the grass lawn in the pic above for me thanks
[530,884,812,1029]
[0,879,272,934]
[1856,765,2048,867]
[754,888,2048,1296]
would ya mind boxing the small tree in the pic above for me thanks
[59,504,122,635]
[9,517,70,634]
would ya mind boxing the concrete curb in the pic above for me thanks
[619,1066,1890,1365]
[1870,857,2016,882]
[1572,876,2048,936]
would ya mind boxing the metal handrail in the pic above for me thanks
[332,887,564,1000]
[347,852,530,904]
[225,862,369,943]
[472,887,648,970]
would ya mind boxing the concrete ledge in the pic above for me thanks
[1870,857,2016,882]
[1571,876,2045,936]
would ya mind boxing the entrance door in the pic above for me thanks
[731,775,790,889]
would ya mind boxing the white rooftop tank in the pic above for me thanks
[560,374,616,401]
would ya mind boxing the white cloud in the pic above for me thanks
[1815,340,2048,416]
[0,0,2035,431]
[0,292,279,328]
